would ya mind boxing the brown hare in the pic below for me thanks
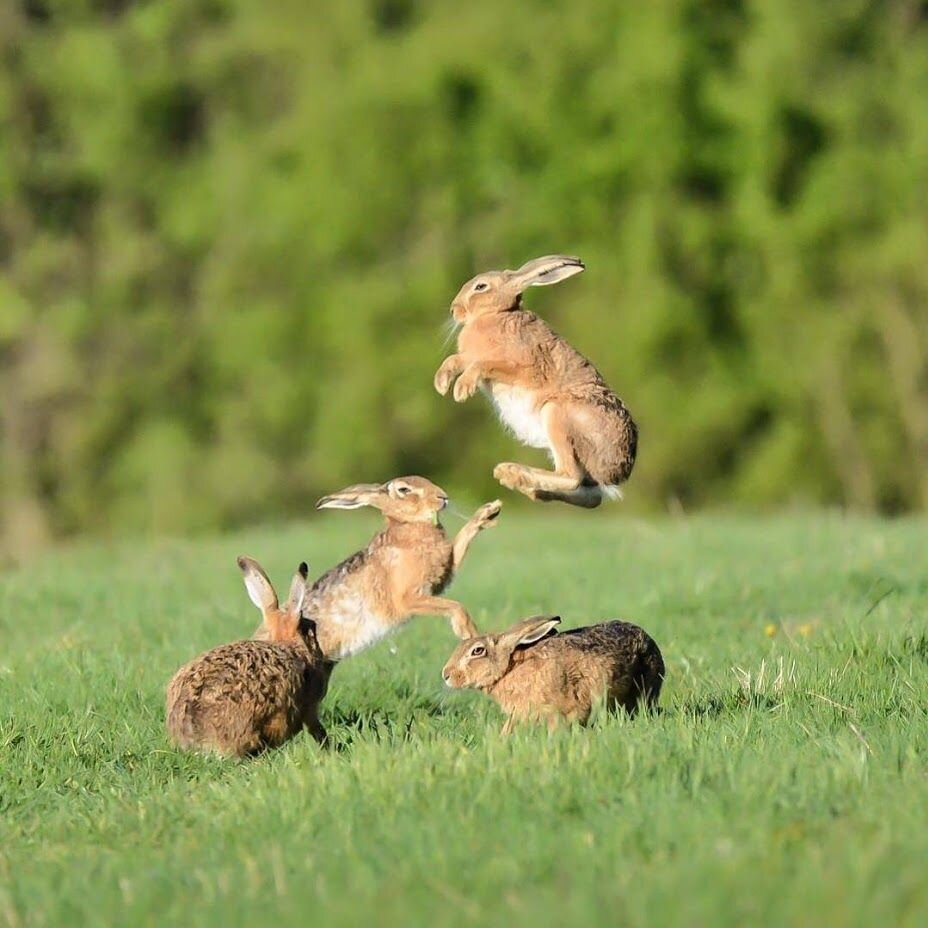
[166,557,328,757]
[434,255,637,508]
[442,615,664,734]
[256,476,501,661]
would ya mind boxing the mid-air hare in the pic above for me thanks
[434,255,637,508]
[442,615,663,734]
[256,476,501,661]
[166,557,328,756]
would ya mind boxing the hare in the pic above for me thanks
[166,557,328,756]
[434,255,637,508]
[255,476,501,661]
[442,615,664,734]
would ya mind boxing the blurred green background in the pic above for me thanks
[2,0,927,555]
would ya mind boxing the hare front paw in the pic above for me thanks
[452,367,481,403]
[473,499,502,529]
[434,364,457,396]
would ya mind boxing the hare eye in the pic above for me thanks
[473,282,489,292]
[395,485,412,496]
[470,645,486,657]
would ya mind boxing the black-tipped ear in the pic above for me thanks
[237,555,279,613]
[510,256,585,289]
[287,566,308,617]
[507,615,561,648]
[315,495,364,511]
[315,483,383,511]
[493,615,560,665]
[520,619,560,646]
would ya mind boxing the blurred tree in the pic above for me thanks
[1,0,927,553]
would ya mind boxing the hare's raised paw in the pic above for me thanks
[434,366,456,396]
[474,499,502,528]
[452,368,480,403]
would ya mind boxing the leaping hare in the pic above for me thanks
[256,476,501,661]
[442,615,664,734]
[434,255,637,508]
[166,557,328,756]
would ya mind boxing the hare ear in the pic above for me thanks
[509,255,584,289]
[315,483,383,511]
[287,562,308,617]
[237,556,279,614]
[504,615,561,648]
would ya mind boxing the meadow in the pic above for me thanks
[1,509,926,928]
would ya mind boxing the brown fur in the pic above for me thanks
[434,255,637,508]
[255,476,501,661]
[166,557,328,757]
[442,616,664,734]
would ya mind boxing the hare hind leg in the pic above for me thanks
[533,483,603,509]
[403,594,479,640]
[493,405,602,509]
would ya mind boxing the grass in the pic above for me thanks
[1,509,927,927]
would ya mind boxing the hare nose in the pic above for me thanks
[442,670,452,685]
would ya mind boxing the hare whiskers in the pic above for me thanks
[440,316,462,350]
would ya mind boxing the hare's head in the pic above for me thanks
[237,556,309,643]
[315,475,449,523]
[449,255,584,323]
[442,615,561,690]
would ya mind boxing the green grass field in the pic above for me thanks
[1,510,926,927]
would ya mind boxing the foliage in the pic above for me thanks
[1,513,927,926]
[2,1,928,551]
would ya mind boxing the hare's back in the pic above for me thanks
[166,641,311,755]
[176,640,308,690]
[559,621,664,699]
[308,548,371,598]
[167,642,309,722]
[560,620,656,655]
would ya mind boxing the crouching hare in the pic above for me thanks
[256,476,501,661]
[442,616,664,734]
[166,557,328,757]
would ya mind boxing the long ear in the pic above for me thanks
[237,556,278,614]
[287,562,308,617]
[502,615,561,649]
[315,483,383,511]
[508,256,584,289]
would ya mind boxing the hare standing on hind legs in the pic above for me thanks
[257,476,501,661]
[434,255,637,508]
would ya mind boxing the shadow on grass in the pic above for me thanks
[675,691,783,719]
[323,695,459,750]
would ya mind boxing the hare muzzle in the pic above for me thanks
[442,663,463,688]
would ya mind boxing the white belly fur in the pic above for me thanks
[324,592,396,659]
[486,384,550,449]
[336,614,395,659]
